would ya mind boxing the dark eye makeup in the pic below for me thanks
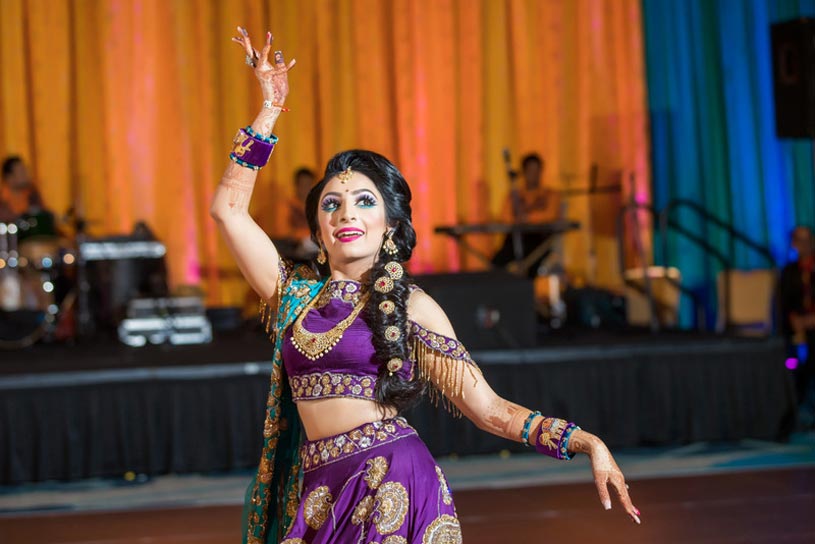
[320,191,378,212]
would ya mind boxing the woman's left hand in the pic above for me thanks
[231,26,296,103]
[586,437,641,524]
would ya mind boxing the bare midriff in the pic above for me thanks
[296,397,398,440]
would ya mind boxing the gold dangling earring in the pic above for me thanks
[383,230,398,256]
[317,245,327,265]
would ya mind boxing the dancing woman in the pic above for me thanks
[211,28,640,544]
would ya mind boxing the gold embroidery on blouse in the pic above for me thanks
[291,281,370,361]
[290,372,376,401]
[303,486,333,530]
[314,279,363,308]
[373,481,409,535]
[422,514,462,544]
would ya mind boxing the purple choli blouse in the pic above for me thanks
[282,279,472,403]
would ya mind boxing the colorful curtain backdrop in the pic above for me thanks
[643,0,815,326]
[0,0,650,306]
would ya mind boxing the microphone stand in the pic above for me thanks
[65,206,93,339]
[502,149,525,267]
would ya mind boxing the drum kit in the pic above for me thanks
[0,210,77,348]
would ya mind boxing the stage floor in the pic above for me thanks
[1,466,813,543]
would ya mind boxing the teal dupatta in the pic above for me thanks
[241,263,325,544]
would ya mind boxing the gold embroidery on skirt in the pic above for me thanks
[280,539,307,544]
[435,466,453,506]
[373,481,409,534]
[364,456,390,490]
[352,495,375,525]
[422,514,462,544]
[303,486,333,530]
[383,536,409,544]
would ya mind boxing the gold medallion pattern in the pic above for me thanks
[384,261,404,280]
[352,495,375,525]
[387,358,404,373]
[422,514,462,544]
[303,486,333,530]
[364,456,390,490]
[281,539,307,544]
[385,325,401,342]
[375,276,394,293]
[383,537,408,544]
[373,481,409,535]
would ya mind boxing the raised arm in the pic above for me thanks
[210,27,296,302]
[407,289,641,524]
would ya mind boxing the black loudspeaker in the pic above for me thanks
[414,272,536,350]
[771,18,815,138]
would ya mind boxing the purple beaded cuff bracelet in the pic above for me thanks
[230,127,276,170]
[534,417,580,460]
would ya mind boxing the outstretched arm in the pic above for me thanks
[210,27,296,303]
[407,290,641,524]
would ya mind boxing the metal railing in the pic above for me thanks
[617,197,776,332]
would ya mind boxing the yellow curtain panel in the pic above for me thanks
[0,0,650,305]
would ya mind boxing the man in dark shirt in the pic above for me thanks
[491,153,561,277]
[779,225,815,427]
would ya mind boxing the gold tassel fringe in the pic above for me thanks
[412,338,482,418]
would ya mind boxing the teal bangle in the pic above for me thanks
[229,152,261,171]
[244,126,279,144]
[559,424,581,461]
[521,410,541,447]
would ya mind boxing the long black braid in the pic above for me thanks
[305,149,424,414]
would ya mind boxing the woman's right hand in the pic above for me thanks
[232,26,296,103]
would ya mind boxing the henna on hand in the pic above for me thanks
[232,26,296,105]
[584,434,641,525]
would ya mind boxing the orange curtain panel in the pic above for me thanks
[0,0,651,305]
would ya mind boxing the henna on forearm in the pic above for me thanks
[219,169,257,213]
[481,399,539,443]
[251,107,281,138]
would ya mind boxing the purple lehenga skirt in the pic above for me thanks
[281,417,462,544]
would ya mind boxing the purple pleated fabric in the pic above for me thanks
[281,417,462,544]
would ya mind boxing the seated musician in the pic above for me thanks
[779,225,815,429]
[0,155,54,235]
[491,152,562,277]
